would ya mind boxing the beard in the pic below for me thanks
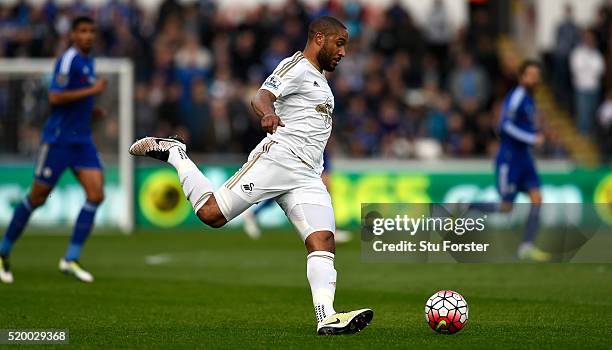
[317,44,336,72]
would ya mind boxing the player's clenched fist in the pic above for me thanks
[261,114,285,134]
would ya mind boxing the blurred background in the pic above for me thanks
[0,0,611,231]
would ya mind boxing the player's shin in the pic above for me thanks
[65,201,99,261]
[0,198,34,256]
[307,251,337,323]
[168,147,213,212]
[522,203,541,243]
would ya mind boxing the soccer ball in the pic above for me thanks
[425,290,468,334]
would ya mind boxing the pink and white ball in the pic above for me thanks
[425,290,469,334]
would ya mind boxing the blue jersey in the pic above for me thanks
[498,86,538,154]
[42,47,96,144]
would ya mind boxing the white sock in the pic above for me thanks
[307,251,337,323]
[168,147,213,212]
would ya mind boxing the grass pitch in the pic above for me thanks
[1,228,611,349]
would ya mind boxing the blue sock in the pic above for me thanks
[64,201,99,261]
[468,202,500,213]
[0,198,34,256]
[522,204,541,243]
[253,198,275,216]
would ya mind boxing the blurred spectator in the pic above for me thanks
[449,52,490,117]
[424,0,451,69]
[570,30,605,135]
[593,4,611,54]
[597,91,612,162]
[606,35,612,92]
[552,4,580,107]
[423,93,451,143]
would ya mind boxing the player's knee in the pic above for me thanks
[28,195,46,208]
[87,190,105,204]
[28,192,48,208]
[196,207,227,228]
[305,231,335,253]
[204,217,226,228]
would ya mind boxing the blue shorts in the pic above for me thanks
[34,142,103,186]
[495,152,540,202]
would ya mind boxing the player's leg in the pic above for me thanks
[242,198,275,239]
[523,188,542,244]
[59,142,106,282]
[0,181,53,284]
[468,160,515,214]
[0,181,52,256]
[517,162,549,261]
[280,190,373,335]
[321,169,351,243]
[129,136,249,228]
[254,198,275,216]
[57,167,104,282]
[0,143,67,283]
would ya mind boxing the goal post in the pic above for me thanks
[0,58,134,233]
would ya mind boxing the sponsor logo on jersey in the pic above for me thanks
[315,97,333,128]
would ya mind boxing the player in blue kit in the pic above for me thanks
[470,60,550,261]
[0,16,107,283]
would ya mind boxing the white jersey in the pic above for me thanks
[260,51,334,174]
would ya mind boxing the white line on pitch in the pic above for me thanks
[145,253,173,265]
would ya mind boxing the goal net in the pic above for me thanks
[0,58,134,233]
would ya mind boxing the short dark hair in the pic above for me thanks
[307,16,347,41]
[518,60,541,76]
[71,16,94,31]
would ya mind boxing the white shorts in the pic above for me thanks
[215,138,334,240]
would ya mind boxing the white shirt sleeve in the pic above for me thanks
[260,59,304,98]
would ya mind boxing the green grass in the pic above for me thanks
[1,229,611,349]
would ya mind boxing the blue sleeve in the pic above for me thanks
[49,51,79,92]
[49,61,66,92]
[502,120,537,145]
[502,89,537,145]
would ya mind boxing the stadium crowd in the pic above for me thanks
[550,3,612,158]
[0,0,573,159]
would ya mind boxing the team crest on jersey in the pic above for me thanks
[242,182,254,194]
[56,74,68,86]
[315,97,333,128]
[264,75,281,90]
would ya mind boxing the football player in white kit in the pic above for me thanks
[129,16,373,335]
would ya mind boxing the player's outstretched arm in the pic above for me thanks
[49,78,107,105]
[251,89,284,134]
